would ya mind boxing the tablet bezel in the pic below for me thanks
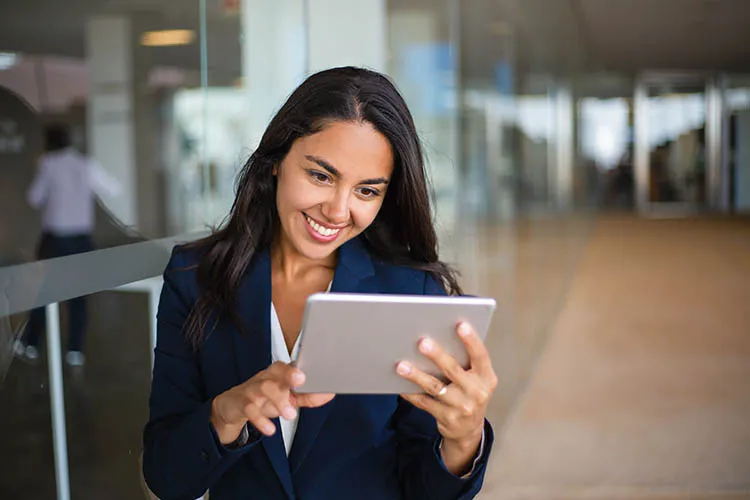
[294,293,496,394]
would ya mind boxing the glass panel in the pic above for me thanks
[0,2,207,498]
[579,97,634,209]
[646,84,707,205]
[455,2,596,429]
[724,76,750,212]
[174,0,306,234]
[0,0,598,497]
[387,0,459,257]
[516,79,556,213]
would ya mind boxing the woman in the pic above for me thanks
[143,67,497,500]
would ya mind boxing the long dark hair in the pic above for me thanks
[182,66,461,349]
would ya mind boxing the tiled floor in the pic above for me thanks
[0,291,153,500]
[480,217,750,499]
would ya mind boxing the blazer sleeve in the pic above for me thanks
[394,272,494,499]
[142,249,261,500]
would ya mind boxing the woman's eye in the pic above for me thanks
[310,171,331,183]
[358,187,380,198]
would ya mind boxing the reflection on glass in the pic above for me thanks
[462,86,557,219]
[579,97,633,208]
[387,2,459,246]
[646,86,706,204]
[725,83,750,212]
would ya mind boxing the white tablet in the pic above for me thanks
[294,293,496,394]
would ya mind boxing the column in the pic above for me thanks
[307,0,386,73]
[240,0,387,150]
[736,110,750,213]
[241,0,307,150]
[86,15,161,237]
[553,80,574,210]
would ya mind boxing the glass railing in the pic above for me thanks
[0,1,600,498]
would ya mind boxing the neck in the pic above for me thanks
[271,231,336,282]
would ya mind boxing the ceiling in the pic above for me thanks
[0,0,240,84]
[462,0,750,80]
[0,0,749,88]
[578,0,750,71]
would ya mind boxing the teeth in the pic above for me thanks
[306,215,341,237]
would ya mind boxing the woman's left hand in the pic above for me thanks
[397,322,497,476]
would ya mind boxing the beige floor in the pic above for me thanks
[479,216,750,499]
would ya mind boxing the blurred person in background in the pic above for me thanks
[14,123,119,367]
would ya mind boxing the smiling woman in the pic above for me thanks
[274,121,394,258]
[142,66,496,500]
[180,66,462,350]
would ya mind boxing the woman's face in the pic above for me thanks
[274,120,394,262]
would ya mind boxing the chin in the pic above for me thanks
[297,238,343,261]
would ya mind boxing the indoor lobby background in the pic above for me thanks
[1,0,749,499]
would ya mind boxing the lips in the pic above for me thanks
[303,213,345,243]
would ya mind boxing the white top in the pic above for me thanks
[270,302,303,456]
[270,281,332,456]
[27,147,120,235]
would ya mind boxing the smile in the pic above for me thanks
[304,213,344,241]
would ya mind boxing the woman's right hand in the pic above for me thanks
[210,361,335,444]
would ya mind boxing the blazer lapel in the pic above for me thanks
[233,248,294,499]
[288,237,375,475]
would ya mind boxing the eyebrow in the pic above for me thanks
[305,155,389,185]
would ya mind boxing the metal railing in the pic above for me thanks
[0,233,201,500]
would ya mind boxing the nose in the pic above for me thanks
[321,188,350,225]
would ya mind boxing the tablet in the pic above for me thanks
[294,293,496,394]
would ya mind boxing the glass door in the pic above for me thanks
[635,76,712,215]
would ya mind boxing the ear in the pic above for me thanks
[272,163,278,176]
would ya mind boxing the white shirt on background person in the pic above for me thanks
[27,147,119,235]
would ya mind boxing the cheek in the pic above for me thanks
[352,200,385,229]
[278,177,318,211]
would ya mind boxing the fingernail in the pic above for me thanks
[263,423,276,435]
[291,371,305,384]
[284,406,297,420]
[420,338,433,353]
[396,361,412,375]
[458,323,470,337]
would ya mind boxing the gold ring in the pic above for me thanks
[437,385,448,397]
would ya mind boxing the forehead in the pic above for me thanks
[290,121,394,180]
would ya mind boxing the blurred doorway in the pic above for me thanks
[634,75,717,215]
[579,96,634,210]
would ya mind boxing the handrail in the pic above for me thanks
[1,231,206,500]
[0,232,206,318]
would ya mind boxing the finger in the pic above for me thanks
[401,393,447,419]
[252,416,277,437]
[266,360,291,375]
[243,403,277,436]
[417,337,473,388]
[456,322,493,377]
[262,362,290,388]
[257,379,297,420]
[287,368,306,388]
[292,392,335,408]
[269,362,306,388]
[396,361,462,406]
[265,362,306,393]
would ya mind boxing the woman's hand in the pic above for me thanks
[210,361,335,444]
[396,322,497,476]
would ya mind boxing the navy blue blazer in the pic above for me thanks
[143,237,493,500]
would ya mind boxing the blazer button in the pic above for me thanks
[200,450,209,462]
